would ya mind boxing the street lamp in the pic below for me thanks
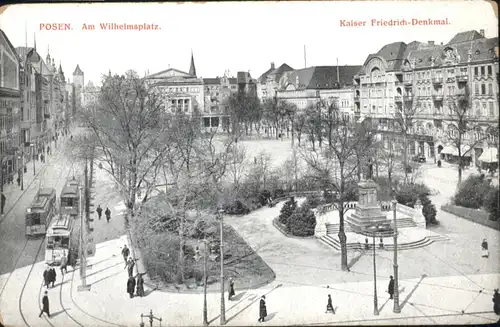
[30,143,35,176]
[392,198,401,313]
[217,208,227,325]
[18,152,24,190]
[372,234,379,316]
[193,238,218,326]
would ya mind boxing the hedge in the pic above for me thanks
[441,204,500,231]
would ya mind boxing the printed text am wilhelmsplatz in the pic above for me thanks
[39,23,161,31]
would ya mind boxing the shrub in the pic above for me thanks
[305,193,323,208]
[485,187,499,221]
[396,183,438,225]
[286,204,316,236]
[454,175,494,209]
[344,180,359,201]
[223,200,250,215]
[279,197,297,225]
[421,196,438,225]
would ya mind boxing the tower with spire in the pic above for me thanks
[189,50,196,77]
[73,64,84,89]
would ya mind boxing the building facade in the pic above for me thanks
[202,71,236,132]
[355,29,499,165]
[276,65,361,111]
[257,62,294,100]
[0,29,22,185]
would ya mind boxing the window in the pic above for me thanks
[475,84,480,95]
[474,67,478,76]
[488,84,493,95]
[481,84,486,95]
[481,66,485,75]
[487,66,492,75]
[489,102,495,116]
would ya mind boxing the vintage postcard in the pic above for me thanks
[0,1,498,326]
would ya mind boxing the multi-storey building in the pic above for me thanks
[355,29,499,166]
[257,62,294,100]
[276,65,361,111]
[82,80,100,110]
[0,29,22,185]
[203,71,237,132]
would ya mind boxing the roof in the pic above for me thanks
[146,68,195,79]
[73,64,83,75]
[38,188,56,197]
[203,78,220,84]
[228,77,237,84]
[258,63,294,83]
[61,185,79,197]
[448,30,484,44]
[279,65,362,90]
[15,47,34,61]
[0,30,22,63]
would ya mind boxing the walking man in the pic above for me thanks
[1,192,5,215]
[136,273,145,297]
[121,245,130,264]
[60,253,68,275]
[258,295,267,322]
[325,294,335,314]
[96,205,103,220]
[125,257,135,278]
[39,290,50,318]
[228,278,235,300]
[49,267,56,288]
[481,238,489,258]
[105,207,111,223]
[127,276,136,299]
[43,267,50,288]
[388,275,395,300]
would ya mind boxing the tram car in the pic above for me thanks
[25,188,57,236]
[60,178,81,217]
[45,214,73,266]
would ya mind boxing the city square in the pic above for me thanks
[0,2,499,327]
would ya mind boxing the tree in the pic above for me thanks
[446,87,489,184]
[293,112,307,146]
[301,113,373,271]
[279,197,297,225]
[78,70,170,224]
[262,98,296,139]
[286,203,316,236]
[227,143,248,190]
[377,135,403,184]
[228,93,262,137]
[393,95,422,184]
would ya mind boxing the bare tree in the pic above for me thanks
[262,98,295,139]
[377,135,403,184]
[293,112,307,147]
[227,143,248,190]
[301,113,373,271]
[446,87,490,184]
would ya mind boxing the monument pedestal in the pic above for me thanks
[346,180,388,231]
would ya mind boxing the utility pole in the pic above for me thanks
[78,154,90,291]
[373,235,379,316]
[218,209,226,325]
[392,198,401,313]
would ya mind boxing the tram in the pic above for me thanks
[25,188,57,236]
[60,178,81,217]
[45,214,73,266]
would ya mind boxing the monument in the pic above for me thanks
[345,159,389,231]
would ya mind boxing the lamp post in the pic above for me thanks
[30,143,35,176]
[392,198,401,313]
[18,152,24,190]
[217,208,226,325]
[194,238,218,326]
[372,234,379,316]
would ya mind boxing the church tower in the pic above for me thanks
[73,64,84,89]
[189,50,196,77]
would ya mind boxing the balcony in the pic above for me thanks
[394,95,402,102]
[432,94,443,101]
[432,77,443,85]
[44,113,51,119]
[403,95,413,102]
[456,74,468,83]
[20,120,31,129]
[403,80,413,86]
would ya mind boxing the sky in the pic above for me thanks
[0,1,497,86]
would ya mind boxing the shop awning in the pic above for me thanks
[441,145,472,157]
[479,148,498,163]
[440,146,455,155]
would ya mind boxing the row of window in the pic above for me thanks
[474,83,495,95]
[166,87,201,93]
[363,100,498,117]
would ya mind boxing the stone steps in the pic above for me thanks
[319,233,449,252]
[326,217,417,234]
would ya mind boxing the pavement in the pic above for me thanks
[1,138,499,326]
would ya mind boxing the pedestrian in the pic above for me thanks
[70,135,73,141]
[258,295,267,322]
[481,238,489,258]
[228,278,235,300]
[47,145,50,155]
[493,289,500,315]
[325,294,335,314]
[1,192,5,214]
[41,153,45,163]
[49,267,56,288]
[39,290,50,318]
[43,267,50,288]
[60,253,68,275]
[125,257,135,278]
[17,175,20,186]
[136,273,145,297]
[105,207,111,223]
[127,276,136,299]
[388,275,395,300]
[121,245,130,264]
[96,205,103,220]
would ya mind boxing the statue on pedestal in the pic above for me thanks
[363,158,374,181]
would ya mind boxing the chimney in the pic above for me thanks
[271,62,275,70]
[480,29,485,37]
[440,42,443,45]
[428,41,434,46]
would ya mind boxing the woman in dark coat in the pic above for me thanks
[127,276,136,298]
[136,274,145,297]
[49,268,56,288]
[493,289,500,315]
[482,238,489,258]
[39,290,50,318]
[228,278,235,300]
[258,296,267,322]
[326,294,335,313]
[43,268,50,288]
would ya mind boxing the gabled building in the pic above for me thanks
[257,62,294,100]
[354,29,499,165]
[202,71,237,132]
[276,65,361,112]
